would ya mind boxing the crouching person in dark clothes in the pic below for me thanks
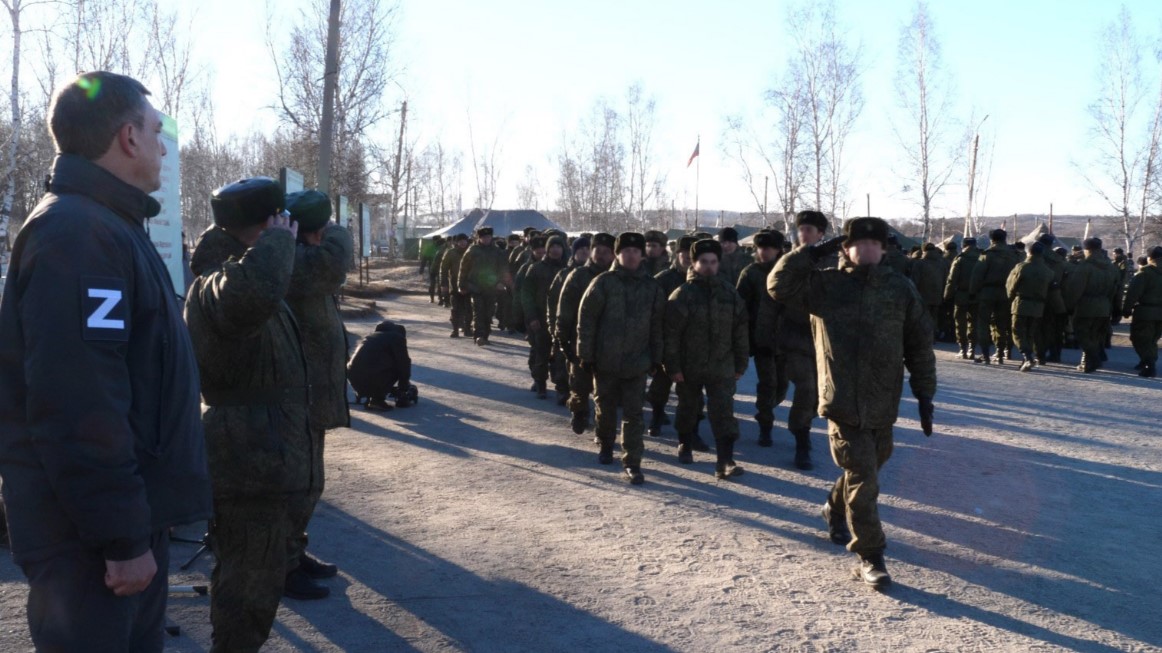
[348,320,413,409]
[283,190,353,598]
[0,71,212,653]
[185,178,313,652]
[770,217,937,589]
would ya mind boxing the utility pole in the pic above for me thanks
[316,0,341,194]
[762,175,769,226]
[965,115,988,237]
[389,100,408,259]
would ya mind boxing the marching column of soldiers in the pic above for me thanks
[427,211,1160,588]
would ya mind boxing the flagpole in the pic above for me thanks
[694,135,700,231]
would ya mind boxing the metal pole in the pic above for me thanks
[389,100,408,258]
[763,175,769,226]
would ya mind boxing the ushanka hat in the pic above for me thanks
[691,238,723,260]
[843,217,890,247]
[614,232,646,253]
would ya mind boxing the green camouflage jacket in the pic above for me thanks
[1063,252,1120,318]
[969,244,1022,302]
[1005,255,1054,318]
[286,225,353,431]
[185,226,313,498]
[578,262,665,377]
[665,268,749,380]
[520,253,565,326]
[440,246,467,292]
[736,259,780,353]
[459,242,509,294]
[719,248,754,286]
[770,247,937,429]
[555,259,608,355]
[943,247,981,305]
[1123,265,1162,321]
[910,250,947,307]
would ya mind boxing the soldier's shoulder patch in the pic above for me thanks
[81,276,129,342]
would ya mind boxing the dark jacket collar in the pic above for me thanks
[48,154,161,224]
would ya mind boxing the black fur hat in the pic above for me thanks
[592,232,616,250]
[753,230,785,249]
[717,227,739,243]
[644,230,667,245]
[990,228,1008,243]
[615,232,646,253]
[1084,237,1103,251]
[795,210,828,233]
[843,217,890,247]
[691,238,723,260]
[211,177,285,230]
[677,234,698,253]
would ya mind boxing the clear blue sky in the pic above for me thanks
[31,0,1162,221]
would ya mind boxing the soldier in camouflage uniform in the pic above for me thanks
[969,229,1022,364]
[667,239,750,479]
[1036,234,1068,363]
[909,243,947,332]
[185,179,314,651]
[557,233,615,433]
[1064,238,1121,372]
[770,217,937,589]
[643,230,671,276]
[768,210,834,471]
[577,232,665,485]
[547,238,590,403]
[736,230,788,447]
[647,234,698,440]
[521,235,567,398]
[428,236,446,304]
[282,190,352,599]
[717,227,754,285]
[1005,242,1054,372]
[440,233,472,337]
[459,226,511,346]
[1123,246,1162,377]
[944,237,980,359]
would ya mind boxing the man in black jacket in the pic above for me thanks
[0,72,211,651]
[348,321,413,410]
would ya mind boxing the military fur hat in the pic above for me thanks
[677,234,698,253]
[571,237,590,253]
[843,217,890,247]
[691,238,723,260]
[1038,233,1055,246]
[615,231,646,253]
[453,232,469,243]
[989,228,1007,243]
[529,235,547,249]
[592,232,616,250]
[753,230,785,249]
[717,227,739,243]
[507,234,523,243]
[795,210,829,233]
[546,235,567,253]
[476,226,494,237]
[523,226,538,236]
[285,190,332,232]
[1029,242,1045,256]
[922,242,937,252]
[1083,237,1103,251]
[1148,246,1162,260]
[644,230,667,245]
[210,177,285,230]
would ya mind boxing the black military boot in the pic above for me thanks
[854,553,891,589]
[450,329,460,338]
[974,346,991,365]
[571,410,588,435]
[677,433,694,464]
[792,428,813,470]
[1134,359,1145,370]
[624,466,645,485]
[597,441,614,465]
[957,345,969,360]
[366,399,394,412]
[284,568,330,600]
[1019,353,1034,372]
[535,380,547,399]
[822,502,851,546]
[714,439,744,479]
[756,419,773,447]
[299,552,339,579]
[690,417,711,452]
[648,404,665,437]
[1141,362,1156,378]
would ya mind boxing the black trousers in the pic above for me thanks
[22,529,170,653]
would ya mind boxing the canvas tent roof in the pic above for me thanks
[1016,221,1081,250]
[423,209,563,241]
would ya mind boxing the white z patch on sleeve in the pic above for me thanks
[87,288,125,329]
[81,276,130,341]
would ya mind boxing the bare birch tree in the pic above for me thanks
[622,81,664,227]
[894,0,964,242]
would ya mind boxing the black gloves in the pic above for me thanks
[809,236,846,262]
[917,395,934,436]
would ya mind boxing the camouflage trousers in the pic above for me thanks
[593,373,647,468]
[450,293,472,333]
[1011,314,1042,356]
[645,367,672,409]
[1038,311,1065,358]
[1074,316,1108,361]
[566,361,594,414]
[953,303,977,351]
[825,421,894,556]
[782,351,818,431]
[1130,318,1162,363]
[210,494,304,653]
[976,298,1012,353]
[287,428,326,572]
[753,352,788,426]
[527,325,551,383]
[675,377,739,445]
[549,344,569,394]
[470,291,498,340]
[499,290,515,330]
